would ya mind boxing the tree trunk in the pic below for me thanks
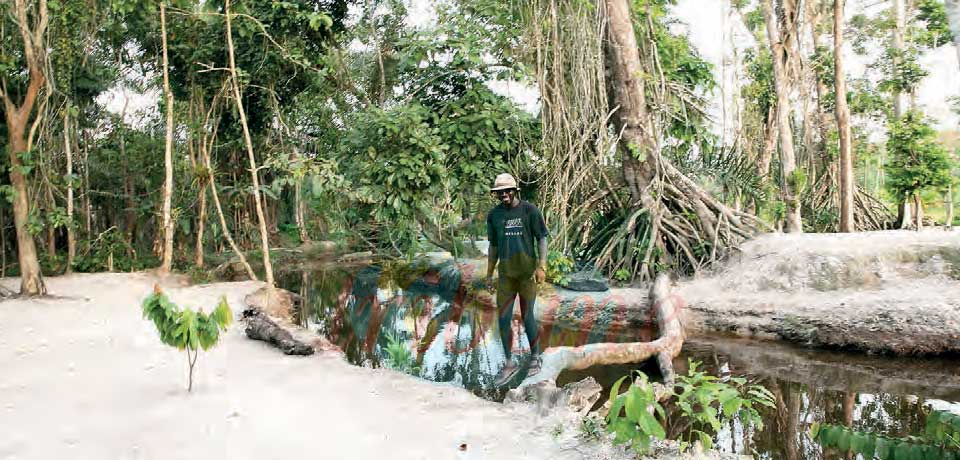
[759,106,778,178]
[914,191,924,230]
[6,131,46,295]
[64,110,76,272]
[946,184,954,228]
[898,200,912,229]
[807,0,832,178]
[597,0,766,279]
[159,0,175,274]
[834,0,855,232]
[894,0,914,233]
[82,133,92,239]
[45,183,56,258]
[893,0,906,118]
[604,0,658,209]
[226,0,274,287]
[195,182,207,268]
[1,0,49,295]
[518,273,684,386]
[762,0,803,233]
[295,181,308,243]
[202,141,258,281]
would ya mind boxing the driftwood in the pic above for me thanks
[519,273,685,387]
[241,307,314,355]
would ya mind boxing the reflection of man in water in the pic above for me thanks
[485,173,548,385]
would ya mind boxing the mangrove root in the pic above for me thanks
[518,273,685,387]
[241,307,314,356]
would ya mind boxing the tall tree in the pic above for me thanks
[0,0,48,295]
[225,0,275,287]
[64,109,76,270]
[834,0,855,232]
[892,0,913,228]
[159,0,175,273]
[762,0,803,232]
[599,0,765,280]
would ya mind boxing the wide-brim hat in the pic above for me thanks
[490,173,520,191]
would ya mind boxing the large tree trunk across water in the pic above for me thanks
[519,273,684,387]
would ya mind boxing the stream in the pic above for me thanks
[277,260,960,459]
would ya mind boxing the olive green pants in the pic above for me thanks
[496,275,539,361]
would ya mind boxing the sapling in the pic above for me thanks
[142,285,232,391]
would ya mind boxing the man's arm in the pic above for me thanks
[486,212,497,280]
[537,237,547,270]
[487,245,498,282]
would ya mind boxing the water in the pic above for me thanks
[277,261,960,458]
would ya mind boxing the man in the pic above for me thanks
[485,173,548,386]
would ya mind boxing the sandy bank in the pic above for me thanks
[0,273,602,460]
[680,230,960,354]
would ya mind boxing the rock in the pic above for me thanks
[338,251,373,262]
[504,377,602,416]
[243,287,301,319]
[561,269,609,292]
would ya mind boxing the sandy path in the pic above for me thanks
[0,273,586,460]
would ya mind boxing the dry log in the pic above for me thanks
[241,307,314,355]
[519,273,685,387]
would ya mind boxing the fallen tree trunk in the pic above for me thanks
[519,273,685,387]
[241,307,314,355]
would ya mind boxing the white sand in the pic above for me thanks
[0,273,593,460]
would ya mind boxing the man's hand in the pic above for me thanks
[534,266,546,284]
[485,271,496,290]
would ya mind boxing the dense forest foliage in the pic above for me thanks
[1,0,959,295]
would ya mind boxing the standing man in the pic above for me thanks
[485,173,548,386]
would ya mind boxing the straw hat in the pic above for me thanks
[489,173,519,191]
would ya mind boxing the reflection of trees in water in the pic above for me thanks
[681,347,944,460]
[284,264,952,458]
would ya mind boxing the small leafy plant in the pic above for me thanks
[142,286,232,391]
[604,361,776,454]
[605,371,667,454]
[671,361,775,451]
[613,268,631,282]
[383,332,419,374]
[580,414,605,441]
[546,250,575,286]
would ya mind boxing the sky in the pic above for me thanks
[100,0,960,137]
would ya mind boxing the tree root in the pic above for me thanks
[589,161,769,282]
[805,170,894,231]
[517,273,685,388]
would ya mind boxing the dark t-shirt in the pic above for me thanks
[486,200,548,278]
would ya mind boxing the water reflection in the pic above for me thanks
[278,263,960,459]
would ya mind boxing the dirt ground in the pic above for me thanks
[0,273,600,460]
[679,230,960,354]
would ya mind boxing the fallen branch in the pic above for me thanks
[518,273,685,387]
[241,307,314,355]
